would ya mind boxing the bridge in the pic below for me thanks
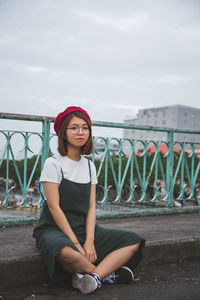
[0,112,200,298]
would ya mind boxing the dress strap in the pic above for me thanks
[60,168,64,179]
[39,182,46,201]
[88,160,92,181]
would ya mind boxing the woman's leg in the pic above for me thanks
[56,243,140,295]
[93,243,140,279]
[57,242,140,279]
[56,245,96,274]
[126,244,144,270]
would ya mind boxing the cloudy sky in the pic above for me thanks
[0,0,200,136]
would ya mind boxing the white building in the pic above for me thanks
[94,139,119,159]
[123,105,200,144]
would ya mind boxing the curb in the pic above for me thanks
[1,236,200,290]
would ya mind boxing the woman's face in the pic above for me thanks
[65,116,90,149]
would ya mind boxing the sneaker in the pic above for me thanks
[102,266,135,284]
[72,273,101,294]
[72,273,84,289]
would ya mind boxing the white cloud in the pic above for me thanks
[0,0,200,129]
[25,66,52,74]
[156,75,189,84]
[75,10,149,32]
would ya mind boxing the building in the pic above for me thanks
[123,105,200,154]
[123,104,200,143]
[94,139,119,159]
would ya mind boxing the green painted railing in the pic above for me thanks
[0,112,200,211]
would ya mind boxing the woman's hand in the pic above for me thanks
[83,239,97,263]
[74,242,86,257]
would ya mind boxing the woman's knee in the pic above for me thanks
[136,242,141,249]
[130,242,140,253]
[57,246,81,264]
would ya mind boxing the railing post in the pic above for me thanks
[41,119,50,167]
[40,119,50,207]
[142,141,147,202]
[103,138,109,202]
[166,130,174,207]
[190,144,195,198]
[4,132,10,207]
[21,133,28,206]
[117,139,123,202]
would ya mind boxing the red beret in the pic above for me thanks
[54,106,92,135]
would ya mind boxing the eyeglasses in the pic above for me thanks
[66,126,90,135]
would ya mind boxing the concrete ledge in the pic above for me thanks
[1,237,200,290]
[1,206,200,227]
[141,237,200,266]
[96,206,200,219]
[0,255,47,290]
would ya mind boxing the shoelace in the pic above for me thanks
[102,272,119,284]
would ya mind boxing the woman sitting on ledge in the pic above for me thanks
[33,106,145,295]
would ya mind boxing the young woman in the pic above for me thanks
[33,106,145,295]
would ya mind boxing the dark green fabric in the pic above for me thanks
[33,176,91,279]
[33,162,145,281]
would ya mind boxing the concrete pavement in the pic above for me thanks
[0,212,200,298]
[1,259,200,300]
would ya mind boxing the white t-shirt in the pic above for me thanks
[40,154,98,185]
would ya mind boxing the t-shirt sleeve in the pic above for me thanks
[40,157,62,183]
[90,161,98,185]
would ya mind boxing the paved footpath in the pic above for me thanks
[0,212,200,299]
[1,259,200,300]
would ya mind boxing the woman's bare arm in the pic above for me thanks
[83,184,97,262]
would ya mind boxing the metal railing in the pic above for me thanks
[0,112,200,212]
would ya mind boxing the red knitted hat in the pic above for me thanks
[54,106,92,135]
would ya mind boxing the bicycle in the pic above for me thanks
[96,183,121,202]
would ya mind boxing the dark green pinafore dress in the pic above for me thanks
[33,160,145,282]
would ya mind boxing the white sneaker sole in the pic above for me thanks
[72,274,98,294]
